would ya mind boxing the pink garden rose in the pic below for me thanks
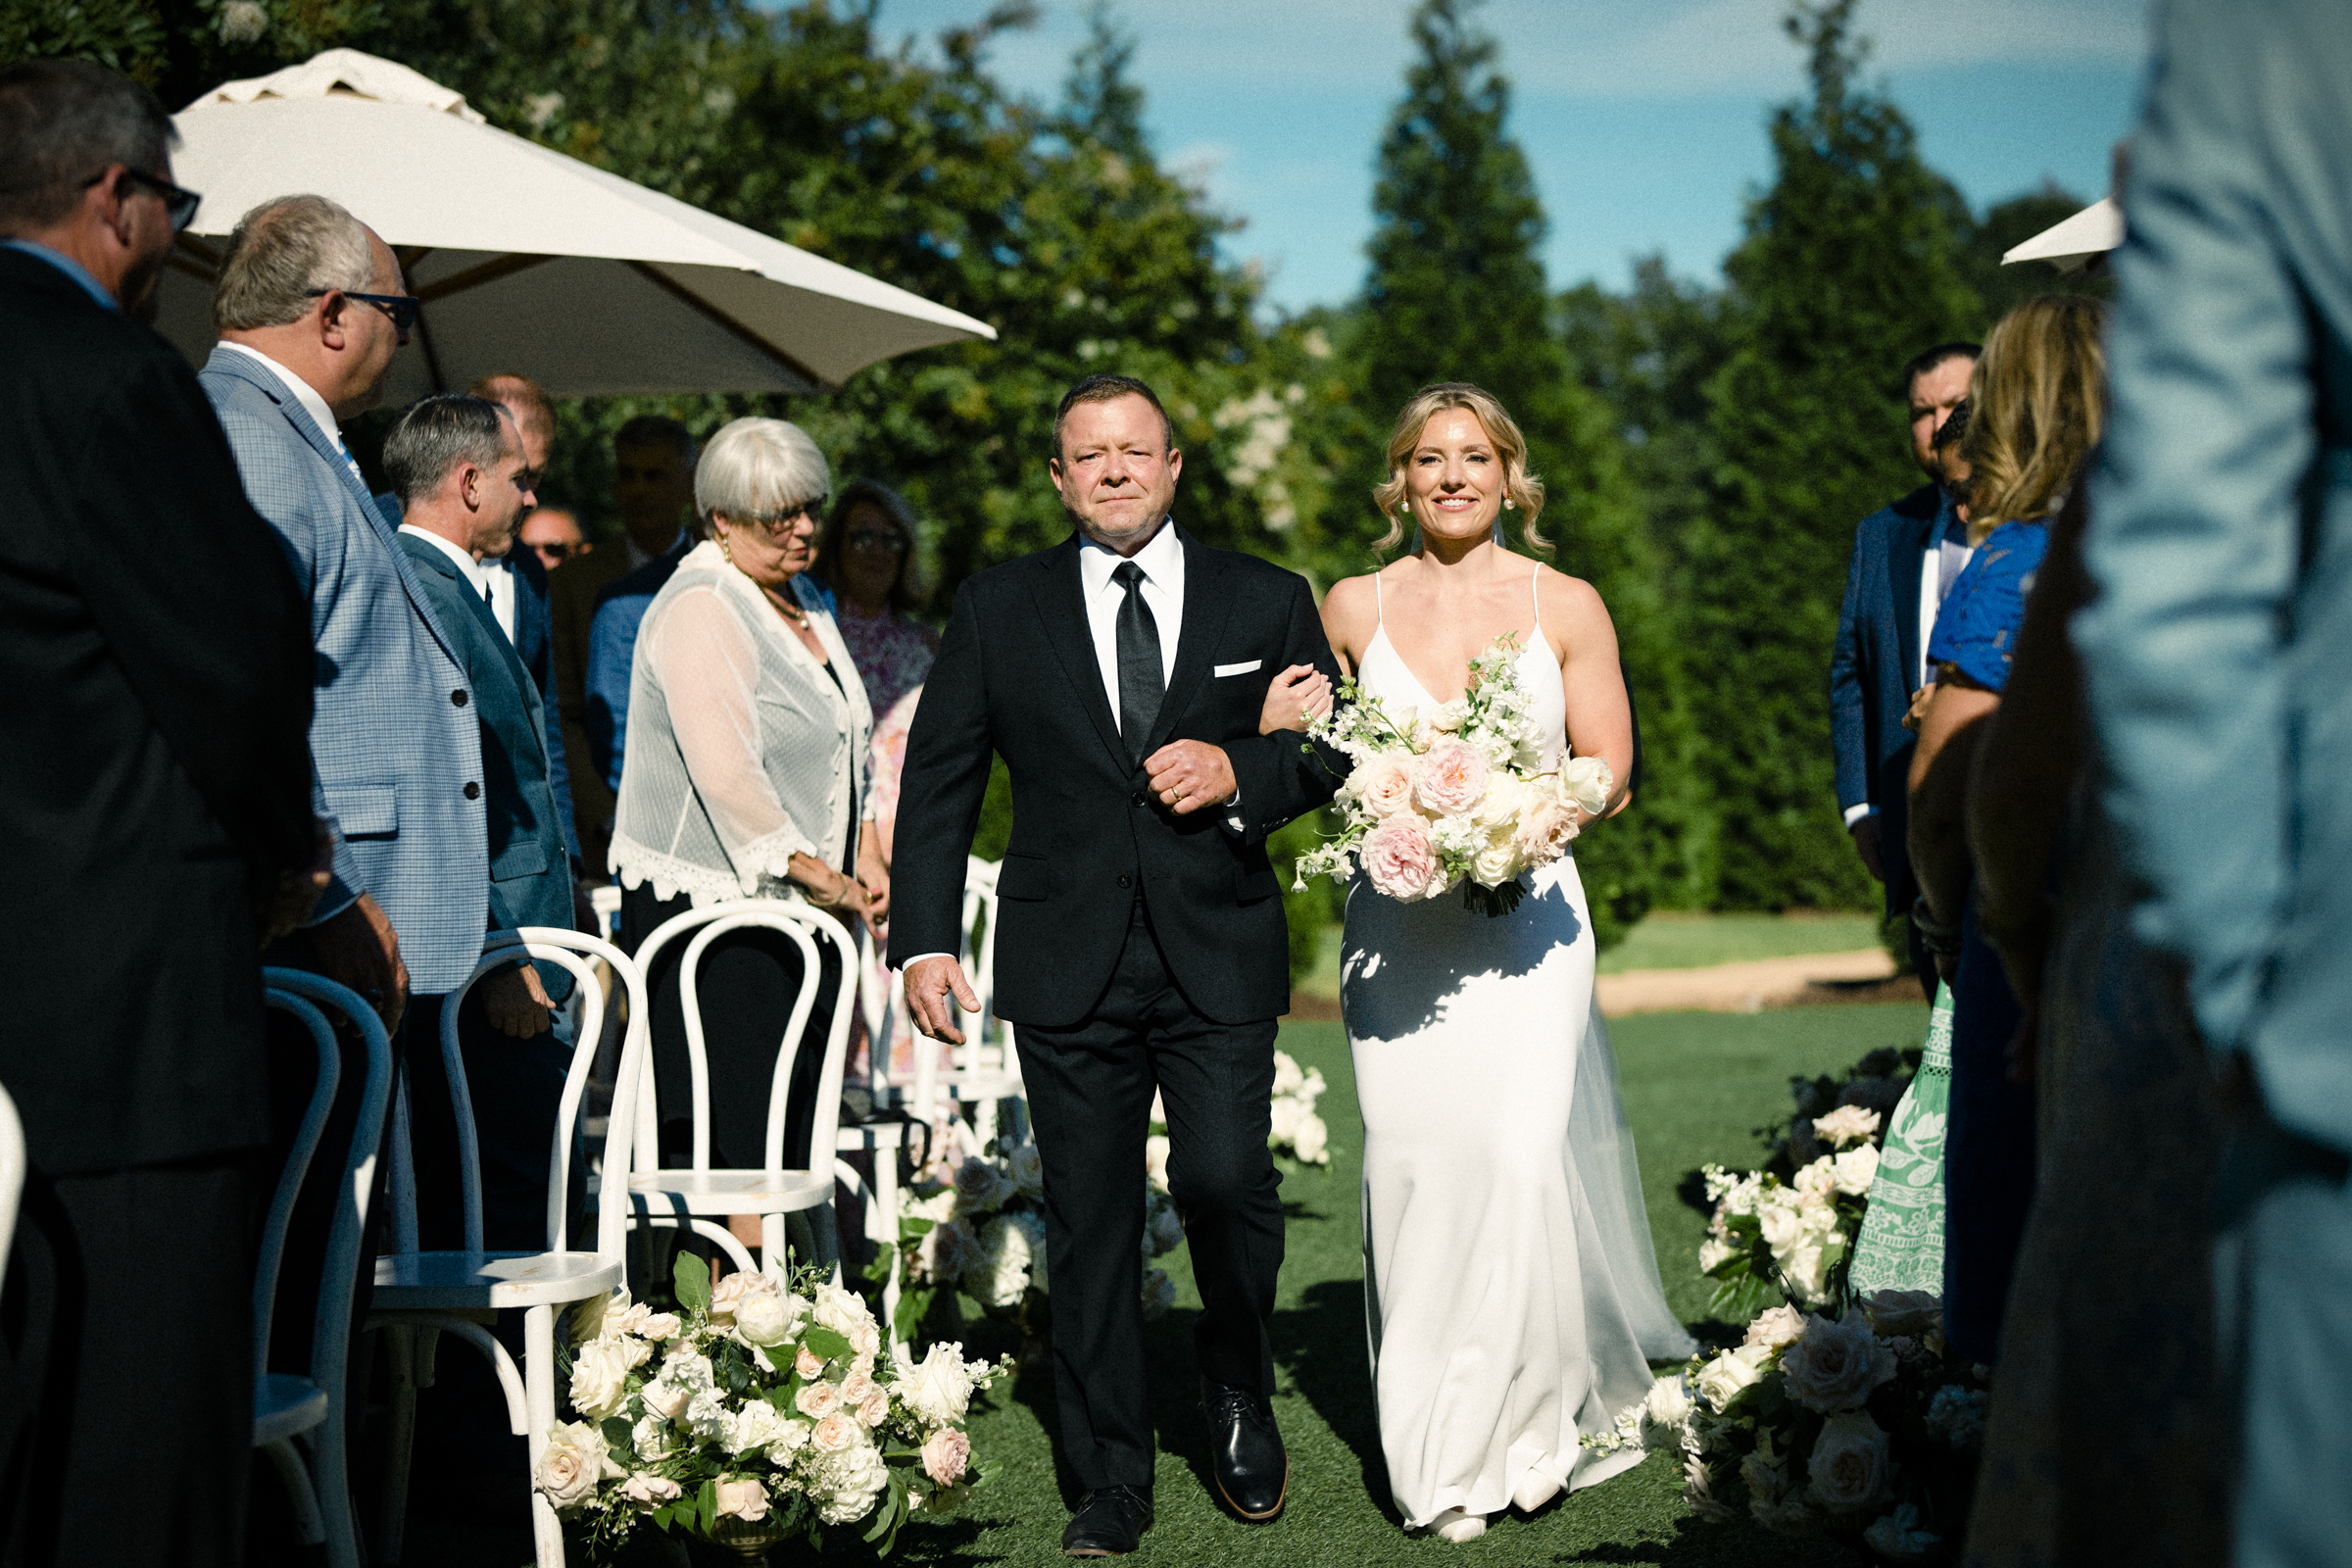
[1361,813,1438,901]
[921,1427,972,1487]
[1511,797,1579,866]
[1413,738,1490,816]
[1351,753,1416,817]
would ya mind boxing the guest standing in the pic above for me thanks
[520,506,587,571]
[1906,295,2106,1364]
[551,416,695,860]
[814,479,938,716]
[611,418,885,1202]
[0,60,318,1568]
[201,194,490,1378]
[1830,341,1977,990]
[2074,2,2352,1560]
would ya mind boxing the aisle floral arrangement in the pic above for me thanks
[1592,1291,1986,1563]
[539,1259,1006,1562]
[1293,632,1612,916]
[1755,1046,1918,1176]
[1698,1105,1882,1317]
[892,1143,1184,1341]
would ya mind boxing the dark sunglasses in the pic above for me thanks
[86,166,202,233]
[307,287,421,334]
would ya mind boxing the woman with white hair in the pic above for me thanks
[612,416,883,1199]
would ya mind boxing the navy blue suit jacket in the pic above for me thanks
[1830,481,1950,917]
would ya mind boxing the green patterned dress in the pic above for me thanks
[1847,983,1953,1295]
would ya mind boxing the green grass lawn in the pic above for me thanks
[890,1003,1926,1568]
[1593,911,1886,975]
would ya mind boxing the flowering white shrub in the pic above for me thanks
[1293,633,1612,917]
[542,1261,1005,1561]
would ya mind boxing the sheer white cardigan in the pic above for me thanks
[610,541,873,906]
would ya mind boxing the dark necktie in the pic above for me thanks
[1113,560,1163,763]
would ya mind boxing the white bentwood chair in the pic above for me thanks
[606,899,857,1280]
[368,929,647,1568]
[0,1082,21,1298]
[254,970,393,1568]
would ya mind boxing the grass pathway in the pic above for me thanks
[891,1003,1927,1568]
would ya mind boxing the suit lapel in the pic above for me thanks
[1146,528,1234,756]
[1891,501,1936,692]
[1028,536,1130,772]
[402,537,551,767]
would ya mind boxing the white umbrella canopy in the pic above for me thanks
[154,48,996,403]
[1999,195,2124,275]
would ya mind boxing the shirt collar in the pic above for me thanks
[216,340,345,450]
[1077,516,1182,595]
[3,240,117,310]
[399,522,487,590]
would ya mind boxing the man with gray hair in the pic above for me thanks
[201,195,493,1384]
[0,59,320,1566]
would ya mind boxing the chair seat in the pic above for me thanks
[599,1167,834,1215]
[835,1121,913,1151]
[938,1067,1023,1100]
[371,1250,622,1309]
[254,1372,329,1445]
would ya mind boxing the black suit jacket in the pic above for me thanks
[889,528,1345,1026]
[0,249,315,1174]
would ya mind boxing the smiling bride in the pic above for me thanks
[1297,384,1693,1542]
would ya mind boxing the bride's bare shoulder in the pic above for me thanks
[1320,571,1386,645]
[1533,562,1610,625]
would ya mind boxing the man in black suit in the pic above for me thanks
[891,375,1345,1555]
[0,59,319,1566]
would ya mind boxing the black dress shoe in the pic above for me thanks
[1062,1486,1153,1556]
[1201,1380,1289,1521]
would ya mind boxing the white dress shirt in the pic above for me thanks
[1077,518,1185,727]
[479,554,518,641]
[1843,516,1975,829]
[215,341,367,490]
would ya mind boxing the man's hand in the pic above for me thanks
[480,962,557,1038]
[856,834,892,930]
[1144,739,1238,816]
[309,892,409,1033]
[1849,813,1886,882]
[258,819,335,945]
[906,955,980,1046]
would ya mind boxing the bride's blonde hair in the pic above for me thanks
[1371,383,1549,558]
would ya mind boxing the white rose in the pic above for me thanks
[950,1154,1015,1215]
[1347,753,1417,818]
[709,1269,765,1323]
[641,1379,689,1423]
[1780,1240,1837,1307]
[1271,1051,1305,1095]
[1757,1200,1803,1253]
[1692,1350,1760,1411]
[794,1345,825,1379]
[893,1341,978,1426]
[1793,1157,1838,1197]
[727,1399,788,1456]
[847,1317,882,1359]
[1861,1289,1944,1344]
[534,1421,615,1511]
[1811,1103,1883,1149]
[1558,755,1613,816]
[639,1311,681,1342]
[1267,1096,1304,1145]
[568,1336,637,1420]
[839,1367,878,1405]
[1806,1411,1894,1513]
[809,1410,859,1453]
[1832,1145,1880,1197]
[1471,830,1520,889]
[858,1389,890,1427]
[713,1477,770,1522]
[1743,1304,1808,1352]
[1291,1113,1329,1165]
[813,1282,872,1338]
[1780,1310,1897,1413]
[796,1380,844,1419]
[1005,1143,1047,1199]
[738,1290,808,1348]
[1144,1134,1171,1192]
[619,1472,680,1508]
[630,1414,667,1461]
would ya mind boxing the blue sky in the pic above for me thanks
[871,0,2155,312]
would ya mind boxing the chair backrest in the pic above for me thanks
[0,1082,22,1296]
[257,971,394,1415]
[625,898,859,1177]
[959,856,1014,1073]
[396,929,648,1260]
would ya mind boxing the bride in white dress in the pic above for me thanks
[1305,385,1692,1542]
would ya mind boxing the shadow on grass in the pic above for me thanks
[1675,1167,1714,1217]
[1552,1514,1873,1565]
[1269,1277,1399,1524]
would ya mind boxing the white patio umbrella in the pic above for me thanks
[154,48,996,402]
[1999,195,2124,274]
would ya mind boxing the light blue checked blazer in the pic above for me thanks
[2078,0,2352,1153]
[201,347,489,997]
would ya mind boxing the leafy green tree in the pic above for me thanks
[1684,0,1982,909]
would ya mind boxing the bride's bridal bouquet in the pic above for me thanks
[1293,632,1611,916]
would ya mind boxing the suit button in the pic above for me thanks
[463,781,481,800]
[1131,790,1146,807]
[1117,874,1132,888]
[452,689,468,707]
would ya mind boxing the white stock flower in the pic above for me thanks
[1642,1374,1694,1443]
[1780,1239,1838,1307]
[1811,1103,1883,1148]
[1781,1310,1897,1413]
[1268,1095,1305,1145]
[1806,1411,1894,1514]
[1271,1050,1305,1095]
[631,1414,668,1461]
[1692,1350,1760,1411]
[1696,1237,1738,1273]
[1832,1145,1881,1197]
[813,1440,890,1525]
[1291,1113,1330,1164]
[1793,1157,1838,1197]
[903,1187,958,1226]
[764,1418,812,1463]
[1757,1199,1803,1254]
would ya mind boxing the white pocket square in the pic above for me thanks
[1214,660,1263,677]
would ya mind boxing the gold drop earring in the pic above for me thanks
[717,529,734,564]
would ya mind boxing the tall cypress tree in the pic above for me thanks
[1687,0,1980,910]
[1349,0,1673,942]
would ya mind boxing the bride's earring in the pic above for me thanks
[1503,498,1516,511]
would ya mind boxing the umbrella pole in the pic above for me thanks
[412,302,450,395]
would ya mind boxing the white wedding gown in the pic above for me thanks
[1344,572,1693,1529]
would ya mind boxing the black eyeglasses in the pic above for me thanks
[307,287,421,334]
[86,166,202,233]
